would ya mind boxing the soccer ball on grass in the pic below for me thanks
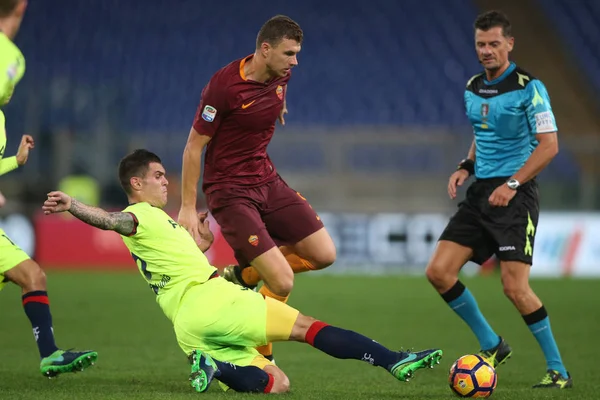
[448,354,497,398]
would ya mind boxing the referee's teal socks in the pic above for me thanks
[441,280,500,351]
[523,306,568,377]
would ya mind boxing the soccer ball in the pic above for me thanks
[448,354,497,398]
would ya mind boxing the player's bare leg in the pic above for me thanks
[249,246,294,299]
[425,241,510,367]
[229,228,336,289]
[500,261,571,388]
[425,240,471,293]
[4,259,98,377]
[280,227,336,273]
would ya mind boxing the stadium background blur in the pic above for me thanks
[1,0,598,277]
[1,1,599,399]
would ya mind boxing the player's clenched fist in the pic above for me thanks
[16,134,34,166]
[488,183,516,207]
[42,191,72,214]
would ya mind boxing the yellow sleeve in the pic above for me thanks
[0,156,18,176]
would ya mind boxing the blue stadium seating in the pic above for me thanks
[9,0,481,132]
[1,0,579,179]
[541,0,600,94]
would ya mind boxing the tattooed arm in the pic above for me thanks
[43,191,136,236]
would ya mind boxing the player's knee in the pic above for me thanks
[265,366,290,394]
[9,260,47,292]
[24,262,47,292]
[269,373,290,393]
[310,246,336,270]
[268,273,294,297]
[425,262,453,290]
[289,313,318,342]
[502,279,530,303]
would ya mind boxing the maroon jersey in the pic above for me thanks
[193,55,290,194]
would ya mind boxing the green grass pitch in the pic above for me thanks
[0,271,597,399]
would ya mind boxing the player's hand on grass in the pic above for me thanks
[178,206,201,243]
[488,183,516,207]
[42,191,72,214]
[16,134,35,166]
[196,211,214,252]
[448,169,470,199]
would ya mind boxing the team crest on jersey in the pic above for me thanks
[276,85,284,100]
[201,105,217,122]
[248,235,259,247]
[481,103,489,117]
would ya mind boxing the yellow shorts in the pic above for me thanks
[173,278,299,368]
[0,228,30,292]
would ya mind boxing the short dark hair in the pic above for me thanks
[474,10,512,37]
[0,0,19,17]
[118,149,162,195]
[256,15,303,49]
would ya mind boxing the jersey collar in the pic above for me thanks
[483,62,516,86]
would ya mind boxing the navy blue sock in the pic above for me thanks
[22,291,58,358]
[523,306,567,377]
[442,280,500,350]
[212,359,274,393]
[305,321,403,371]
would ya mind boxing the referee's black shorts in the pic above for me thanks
[439,177,539,265]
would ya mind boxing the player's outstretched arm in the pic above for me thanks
[178,128,211,240]
[0,134,34,176]
[43,191,135,236]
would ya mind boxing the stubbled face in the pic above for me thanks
[264,38,301,78]
[475,27,514,73]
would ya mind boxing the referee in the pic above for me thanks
[425,10,571,389]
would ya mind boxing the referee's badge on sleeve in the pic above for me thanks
[534,111,556,133]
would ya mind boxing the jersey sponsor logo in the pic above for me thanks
[248,234,259,247]
[535,111,556,133]
[201,105,217,122]
[478,88,498,94]
[276,85,284,100]
[499,246,516,252]
[241,100,256,109]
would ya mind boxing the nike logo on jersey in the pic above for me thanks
[241,100,256,109]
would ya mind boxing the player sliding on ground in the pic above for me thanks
[43,149,443,393]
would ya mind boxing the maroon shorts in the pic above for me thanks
[206,176,324,266]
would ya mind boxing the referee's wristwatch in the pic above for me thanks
[506,178,520,190]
